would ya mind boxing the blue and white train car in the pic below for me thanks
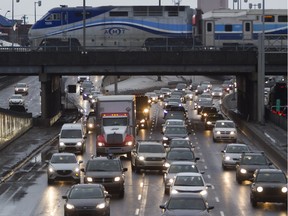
[28,5,195,50]
[201,9,287,50]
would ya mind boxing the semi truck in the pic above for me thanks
[95,95,136,158]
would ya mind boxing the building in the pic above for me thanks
[197,0,229,13]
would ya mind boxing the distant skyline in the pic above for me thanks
[0,0,287,24]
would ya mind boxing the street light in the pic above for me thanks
[34,1,41,23]
[244,0,265,123]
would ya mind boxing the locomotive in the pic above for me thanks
[28,5,287,51]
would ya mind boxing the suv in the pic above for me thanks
[200,106,218,121]
[235,152,273,184]
[14,83,29,95]
[162,125,190,147]
[250,168,287,207]
[131,141,166,173]
[81,155,128,198]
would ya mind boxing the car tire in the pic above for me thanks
[236,177,242,184]
[119,189,125,198]
[250,197,257,207]
[213,137,217,142]
[222,164,227,170]
[47,178,54,185]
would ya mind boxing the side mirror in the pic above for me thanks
[62,195,68,199]
[123,168,128,172]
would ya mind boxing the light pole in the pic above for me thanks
[82,0,86,52]
[244,0,265,123]
[34,1,41,23]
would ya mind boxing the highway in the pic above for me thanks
[0,76,286,216]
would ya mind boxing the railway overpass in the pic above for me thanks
[0,50,286,125]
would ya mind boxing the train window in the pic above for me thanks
[134,6,148,16]
[45,13,60,21]
[278,15,287,22]
[264,15,275,22]
[225,25,233,32]
[245,23,250,32]
[148,6,163,16]
[207,23,212,32]
[75,12,91,18]
[110,11,128,17]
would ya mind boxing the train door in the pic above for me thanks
[204,21,215,47]
[242,21,253,40]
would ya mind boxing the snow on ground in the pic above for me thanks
[104,76,193,94]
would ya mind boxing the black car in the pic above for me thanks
[164,148,200,169]
[250,168,287,207]
[235,152,273,184]
[169,138,194,150]
[200,106,218,121]
[204,113,224,130]
[62,184,111,216]
[162,125,190,147]
[81,155,128,198]
[159,193,214,216]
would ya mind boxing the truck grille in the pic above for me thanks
[107,134,123,144]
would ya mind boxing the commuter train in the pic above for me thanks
[28,5,287,51]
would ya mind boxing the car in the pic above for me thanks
[164,111,187,122]
[200,106,218,121]
[46,152,83,184]
[159,193,214,216]
[250,168,287,207]
[221,143,250,170]
[164,105,187,119]
[85,113,97,132]
[169,138,194,150]
[235,152,273,184]
[160,87,172,98]
[9,94,25,107]
[14,82,29,95]
[184,89,194,101]
[222,79,234,92]
[80,80,94,94]
[211,87,223,98]
[163,161,203,194]
[131,141,166,173]
[145,92,158,104]
[162,119,186,133]
[199,81,212,93]
[169,172,212,198]
[62,184,111,216]
[162,125,190,147]
[175,83,187,91]
[164,148,200,169]
[212,120,237,143]
[203,113,224,130]
[81,155,127,198]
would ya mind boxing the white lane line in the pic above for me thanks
[135,209,140,215]
[215,197,220,202]
[220,211,225,216]
[264,132,276,143]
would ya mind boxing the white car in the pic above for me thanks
[169,172,212,199]
[162,119,186,133]
[14,83,29,95]
[46,152,83,184]
[221,143,250,169]
[211,87,223,97]
[9,94,25,106]
[213,120,237,143]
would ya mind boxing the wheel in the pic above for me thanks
[135,166,141,174]
[250,197,257,207]
[119,189,124,198]
[222,164,227,170]
[236,176,242,184]
[213,137,217,142]
[47,178,54,185]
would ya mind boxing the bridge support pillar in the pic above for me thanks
[39,73,62,126]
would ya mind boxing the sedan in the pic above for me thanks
[221,143,250,170]
[169,172,212,199]
[250,168,287,207]
[46,152,83,184]
[163,161,203,194]
[162,119,186,133]
[62,184,111,216]
[159,193,214,216]
[213,120,237,143]
[162,125,190,147]
[131,141,166,173]
[164,148,200,169]
[9,94,25,107]
[211,87,223,98]
[14,82,29,95]
[169,138,194,150]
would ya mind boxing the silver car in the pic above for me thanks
[131,141,166,173]
[47,152,83,184]
[213,120,237,143]
[221,143,250,169]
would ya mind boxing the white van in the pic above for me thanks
[59,123,86,154]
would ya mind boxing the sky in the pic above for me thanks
[0,0,287,24]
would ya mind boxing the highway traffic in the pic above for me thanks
[0,76,286,216]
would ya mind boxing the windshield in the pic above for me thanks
[256,172,287,183]
[226,145,249,153]
[174,176,204,186]
[165,127,187,135]
[169,164,198,173]
[215,121,235,128]
[103,117,128,126]
[51,155,77,163]
[69,187,104,199]
[242,155,267,165]
[167,197,206,210]
[87,160,121,171]
[60,129,82,138]
[167,151,194,160]
[138,144,165,153]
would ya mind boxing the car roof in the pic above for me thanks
[175,172,202,177]
[52,152,76,157]
[216,120,234,123]
[256,168,284,174]
[137,141,163,146]
[168,148,192,152]
[171,138,189,140]
[72,183,102,189]
[169,161,197,165]
[169,192,204,199]
[88,156,120,161]
[226,143,248,147]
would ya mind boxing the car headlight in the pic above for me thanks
[207,121,212,125]
[171,189,178,194]
[200,190,207,196]
[88,123,94,128]
[126,141,133,146]
[59,142,65,146]
[185,137,189,140]
[114,176,121,182]
[282,187,287,193]
[48,166,54,173]
[240,168,247,174]
[66,203,75,210]
[89,95,93,99]
[225,156,231,161]
[230,131,235,135]
[164,162,170,168]
[98,142,104,146]
[256,186,263,192]
[163,137,168,141]
[219,93,223,96]
[74,167,80,173]
[212,93,215,96]
[168,178,174,184]
[138,156,145,161]
[140,119,145,123]
[76,142,82,146]
[86,177,93,182]
[96,202,106,209]
[216,131,221,135]
[144,108,149,113]
[203,113,208,117]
